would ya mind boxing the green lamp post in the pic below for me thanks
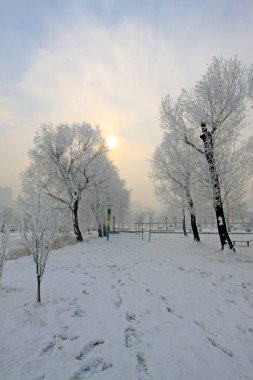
[106,205,112,241]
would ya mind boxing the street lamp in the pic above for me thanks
[106,205,112,241]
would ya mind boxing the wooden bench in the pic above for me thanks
[233,240,253,247]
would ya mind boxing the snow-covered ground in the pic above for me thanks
[1,232,253,380]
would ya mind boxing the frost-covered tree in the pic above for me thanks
[84,155,130,236]
[21,185,62,303]
[161,56,252,251]
[0,212,9,283]
[151,132,201,241]
[135,211,145,239]
[247,135,253,168]
[216,141,252,228]
[24,123,107,242]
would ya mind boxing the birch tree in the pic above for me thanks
[161,56,252,251]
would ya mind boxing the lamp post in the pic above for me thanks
[106,205,112,241]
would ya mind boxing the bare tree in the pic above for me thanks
[161,56,252,251]
[145,207,155,242]
[135,211,145,239]
[23,123,107,242]
[21,187,62,303]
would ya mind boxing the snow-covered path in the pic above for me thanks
[1,233,253,380]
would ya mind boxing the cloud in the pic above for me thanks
[10,20,186,205]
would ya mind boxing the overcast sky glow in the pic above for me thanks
[0,0,252,207]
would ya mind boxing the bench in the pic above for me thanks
[233,240,253,247]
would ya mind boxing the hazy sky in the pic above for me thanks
[0,0,252,208]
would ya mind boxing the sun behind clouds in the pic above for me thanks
[106,135,118,150]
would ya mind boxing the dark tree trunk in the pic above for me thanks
[200,123,235,251]
[191,214,200,241]
[37,274,41,303]
[72,200,83,242]
[185,176,200,242]
[182,208,187,236]
[98,223,103,237]
[165,216,168,230]
[103,224,107,236]
[36,262,41,303]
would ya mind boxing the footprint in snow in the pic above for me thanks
[70,358,113,380]
[207,337,233,358]
[114,291,123,308]
[57,333,79,341]
[145,289,154,296]
[75,340,105,360]
[72,306,85,317]
[136,352,152,380]
[125,326,141,348]
[160,295,183,319]
[41,334,79,355]
[193,320,216,337]
[236,324,247,334]
[166,306,183,319]
[41,340,56,355]
[118,279,126,286]
[126,312,136,322]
